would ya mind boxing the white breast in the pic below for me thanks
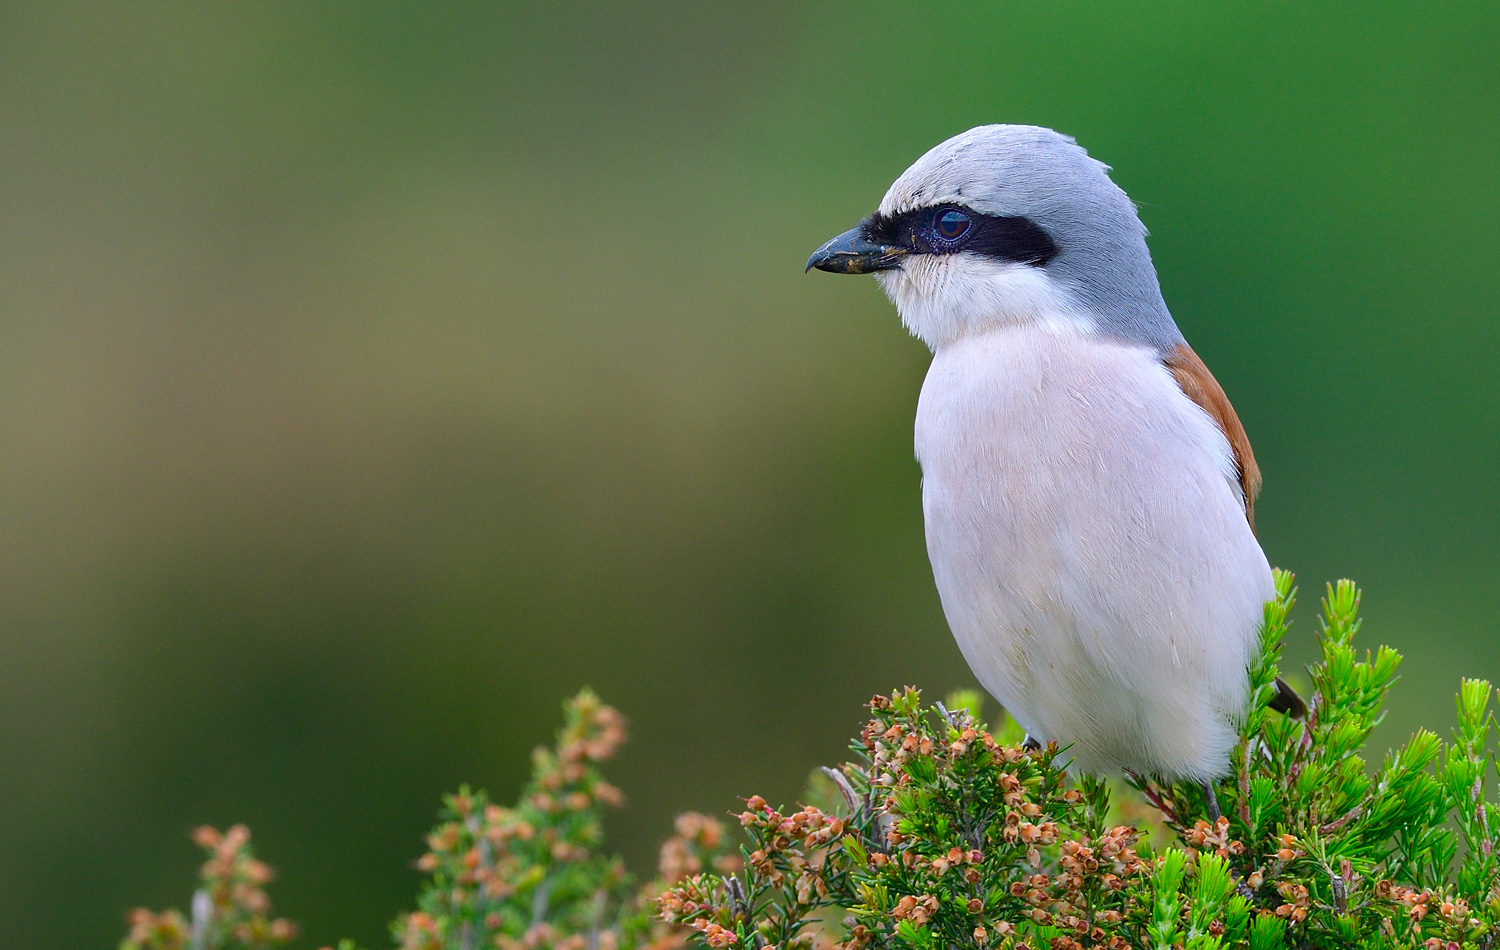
[915,323,1273,781]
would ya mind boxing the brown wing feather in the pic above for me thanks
[1163,343,1262,529]
[1165,345,1300,716]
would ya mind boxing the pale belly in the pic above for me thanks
[915,325,1273,781]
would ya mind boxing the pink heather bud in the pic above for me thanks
[224,825,251,851]
[244,859,274,884]
[594,782,625,808]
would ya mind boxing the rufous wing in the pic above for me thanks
[1163,343,1262,529]
[1163,344,1304,717]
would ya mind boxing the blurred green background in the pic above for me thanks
[1,3,1497,946]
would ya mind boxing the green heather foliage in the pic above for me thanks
[126,574,1500,950]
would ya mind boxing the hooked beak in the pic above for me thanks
[805,225,907,274]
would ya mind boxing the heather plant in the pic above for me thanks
[387,689,658,950]
[658,573,1500,949]
[127,573,1500,950]
[121,824,297,950]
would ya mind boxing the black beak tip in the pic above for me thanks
[805,237,839,273]
[804,225,902,275]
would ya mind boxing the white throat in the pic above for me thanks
[875,255,1095,350]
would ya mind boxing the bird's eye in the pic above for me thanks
[936,209,971,241]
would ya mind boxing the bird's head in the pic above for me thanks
[807,125,1180,351]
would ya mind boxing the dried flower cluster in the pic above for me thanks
[121,824,296,950]
[391,689,656,950]
[126,573,1500,949]
[659,813,744,887]
[657,683,1160,950]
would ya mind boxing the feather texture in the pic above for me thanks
[915,324,1275,780]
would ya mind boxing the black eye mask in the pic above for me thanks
[861,205,1057,267]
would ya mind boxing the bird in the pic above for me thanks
[806,125,1301,808]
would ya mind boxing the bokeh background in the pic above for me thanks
[2,3,1497,946]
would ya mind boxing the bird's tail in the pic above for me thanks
[1268,676,1308,718]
